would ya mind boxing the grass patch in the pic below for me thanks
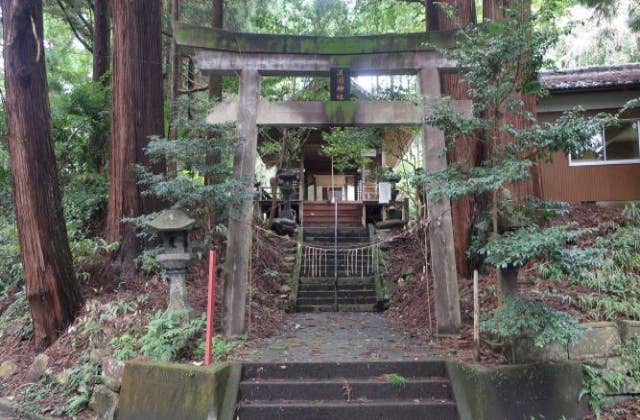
[384,373,407,388]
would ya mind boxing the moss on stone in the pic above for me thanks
[323,101,358,125]
[175,24,456,55]
[446,361,588,420]
[117,361,241,420]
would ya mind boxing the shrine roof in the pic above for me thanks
[541,63,640,92]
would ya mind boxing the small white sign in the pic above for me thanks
[378,182,391,204]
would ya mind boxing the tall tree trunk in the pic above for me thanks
[90,0,110,173]
[208,0,223,102]
[426,0,478,279]
[187,57,195,120]
[204,0,224,198]
[483,0,540,200]
[484,0,538,306]
[168,0,180,144]
[1,0,82,349]
[92,0,110,83]
[426,0,476,30]
[106,0,164,276]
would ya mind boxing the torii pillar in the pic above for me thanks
[222,69,260,336]
[419,67,462,335]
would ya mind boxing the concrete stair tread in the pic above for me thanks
[296,304,377,312]
[300,277,375,282]
[239,378,453,401]
[298,297,377,302]
[241,377,451,385]
[296,305,336,312]
[238,399,456,406]
[298,291,377,296]
[297,293,377,298]
[242,361,447,379]
[236,401,458,420]
[238,361,458,420]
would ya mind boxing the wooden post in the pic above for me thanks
[473,270,480,362]
[299,158,304,225]
[419,67,462,335]
[205,250,217,366]
[221,69,260,337]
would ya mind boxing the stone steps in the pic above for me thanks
[303,204,364,228]
[239,378,453,401]
[296,227,380,313]
[298,290,376,299]
[297,296,378,306]
[237,399,458,420]
[296,304,378,313]
[298,284,376,292]
[243,361,448,379]
[297,276,378,312]
[300,276,375,285]
[303,227,369,242]
[236,361,459,420]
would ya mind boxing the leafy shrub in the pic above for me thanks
[75,299,139,348]
[481,299,583,349]
[139,310,206,362]
[321,127,381,173]
[479,224,589,269]
[580,365,613,418]
[0,140,10,210]
[537,224,640,321]
[194,334,242,363]
[63,172,109,235]
[538,246,606,282]
[623,203,640,226]
[138,110,246,240]
[0,221,23,294]
[63,362,101,416]
[70,236,119,267]
[135,247,162,275]
[110,332,140,361]
[580,336,640,417]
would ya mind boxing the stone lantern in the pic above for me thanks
[278,169,298,220]
[146,210,195,313]
[271,170,298,236]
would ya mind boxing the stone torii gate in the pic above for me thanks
[176,25,472,336]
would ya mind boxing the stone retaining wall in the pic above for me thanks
[513,320,640,397]
[117,361,241,420]
[447,361,588,420]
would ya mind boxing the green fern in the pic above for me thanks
[139,310,206,362]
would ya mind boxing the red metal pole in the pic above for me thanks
[204,249,216,366]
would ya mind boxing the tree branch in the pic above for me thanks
[54,0,93,52]
[177,85,209,95]
[75,9,93,36]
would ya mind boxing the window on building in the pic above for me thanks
[570,120,640,165]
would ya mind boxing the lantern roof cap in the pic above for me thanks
[146,209,195,232]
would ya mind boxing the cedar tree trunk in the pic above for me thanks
[483,0,540,199]
[90,0,110,173]
[426,0,476,31]
[1,0,82,349]
[208,0,223,102]
[427,0,478,278]
[106,0,164,276]
[204,0,225,219]
[92,0,110,84]
[168,0,180,143]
